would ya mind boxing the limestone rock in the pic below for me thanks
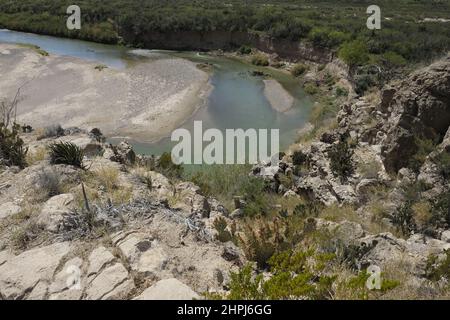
[37,193,75,232]
[0,202,21,219]
[85,263,134,300]
[0,242,71,299]
[134,278,199,300]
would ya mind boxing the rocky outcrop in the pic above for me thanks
[122,30,333,63]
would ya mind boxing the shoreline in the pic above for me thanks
[0,43,210,143]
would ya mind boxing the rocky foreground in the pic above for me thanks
[0,130,244,300]
[251,55,450,298]
[0,55,449,300]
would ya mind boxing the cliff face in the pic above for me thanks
[122,30,333,63]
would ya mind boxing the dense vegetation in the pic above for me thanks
[0,0,449,69]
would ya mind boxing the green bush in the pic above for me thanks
[49,141,85,169]
[304,83,319,95]
[328,137,355,181]
[409,137,437,172]
[0,122,28,168]
[156,152,184,179]
[338,40,370,68]
[238,45,252,55]
[227,249,337,300]
[426,250,450,282]
[335,86,349,97]
[435,151,450,180]
[291,63,308,77]
[251,54,269,66]
[292,150,307,166]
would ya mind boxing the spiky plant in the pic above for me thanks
[49,141,85,169]
[0,122,28,168]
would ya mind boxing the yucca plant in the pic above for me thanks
[49,141,85,169]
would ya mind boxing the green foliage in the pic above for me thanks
[308,27,349,48]
[0,0,448,74]
[292,150,307,166]
[184,164,253,210]
[328,137,355,181]
[426,250,450,282]
[392,201,416,236]
[304,83,319,95]
[0,122,28,168]
[49,141,84,169]
[213,217,233,243]
[344,270,400,300]
[241,177,270,217]
[291,63,308,77]
[238,45,252,55]
[435,151,450,180]
[251,53,269,66]
[156,152,184,179]
[228,249,337,300]
[431,192,450,229]
[338,40,370,68]
[335,86,348,97]
[409,137,437,172]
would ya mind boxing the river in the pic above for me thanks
[0,29,313,157]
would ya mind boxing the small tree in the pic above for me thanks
[328,137,355,182]
[338,40,369,69]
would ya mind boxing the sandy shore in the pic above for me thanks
[0,43,209,142]
[263,79,294,113]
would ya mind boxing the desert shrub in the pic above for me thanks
[37,124,64,140]
[156,152,183,179]
[94,166,119,191]
[391,201,416,236]
[11,221,43,250]
[430,192,450,229]
[292,150,307,166]
[94,64,107,71]
[36,168,63,198]
[49,141,85,169]
[89,128,105,142]
[0,122,28,168]
[293,201,321,218]
[340,270,400,300]
[411,201,433,231]
[238,45,252,55]
[358,159,381,179]
[239,218,289,269]
[227,249,337,300]
[291,63,308,77]
[409,137,437,172]
[435,151,450,180]
[240,177,270,217]
[338,40,369,68]
[425,250,450,282]
[335,86,348,97]
[304,83,319,95]
[251,53,269,66]
[213,217,233,243]
[328,138,354,182]
[278,173,294,189]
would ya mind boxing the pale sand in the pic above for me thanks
[0,43,209,142]
[263,79,294,113]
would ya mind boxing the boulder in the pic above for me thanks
[85,263,134,300]
[0,242,71,299]
[0,202,21,219]
[37,193,75,232]
[134,278,199,300]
